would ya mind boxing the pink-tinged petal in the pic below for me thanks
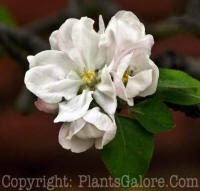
[101,10,147,57]
[101,10,154,75]
[34,99,58,114]
[107,35,154,73]
[115,35,154,67]
[116,53,132,79]
[112,72,134,106]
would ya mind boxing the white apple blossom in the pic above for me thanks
[24,11,159,153]
[25,17,117,121]
[100,11,159,105]
[59,107,116,153]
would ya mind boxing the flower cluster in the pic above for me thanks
[24,11,159,153]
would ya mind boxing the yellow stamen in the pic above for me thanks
[122,71,129,84]
[81,70,96,84]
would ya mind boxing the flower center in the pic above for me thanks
[122,71,129,84]
[122,69,134,85]
[81,70,96,84]
[77,69,100,91]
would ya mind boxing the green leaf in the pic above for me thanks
[101,116,154,189]
[155,88,200,105]
[155,69,200,105]
[0,6,16,26]
[158,68,200,89]
[132,98,174,134]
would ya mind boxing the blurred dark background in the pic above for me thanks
[0,0,200,190]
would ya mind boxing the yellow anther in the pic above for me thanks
[81,70,96,84]
[87,70,95,77]
[122,71,129,84]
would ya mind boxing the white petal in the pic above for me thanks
[57,18,79,52]
[116,53,132,79]
[83,107,117,149]
[59,122,94,153]
[27,50,75,74]
[27,56,34,66]
[84,107,114,131]
[139,59,159,97]
[49,30,59,50]
[100,10,153,70]
[126,69,153,98]
[99,29,116,67]
[65,119,86,140]
[113,35,154,71]
[99,18,117,66]
[114,10,145,39]
[112,72,134,106]
[129,54,152,73]
[71,17,105,70]
[63,71,84,100]
[34,99,58,113]
[69,137,94,153]
[25,65,65,103]
[54,90,93,123]
[102,11,146,55]
[93,67,117,115]
[76,123,104,139]
[25,65,82,103]
[96,116,116,149]
[57,18,84,70]
[128,54,159,97]
[98,15,105,34]
[25,50,83,103]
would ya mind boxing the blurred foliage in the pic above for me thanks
[0,6,16,26]
[153,51,200,80]
[179,0,200,28]
[147,0,200,39]
[15,86,36,115]
[0,5,36,113]
[0,5,17,57]
[68,0,119,23]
